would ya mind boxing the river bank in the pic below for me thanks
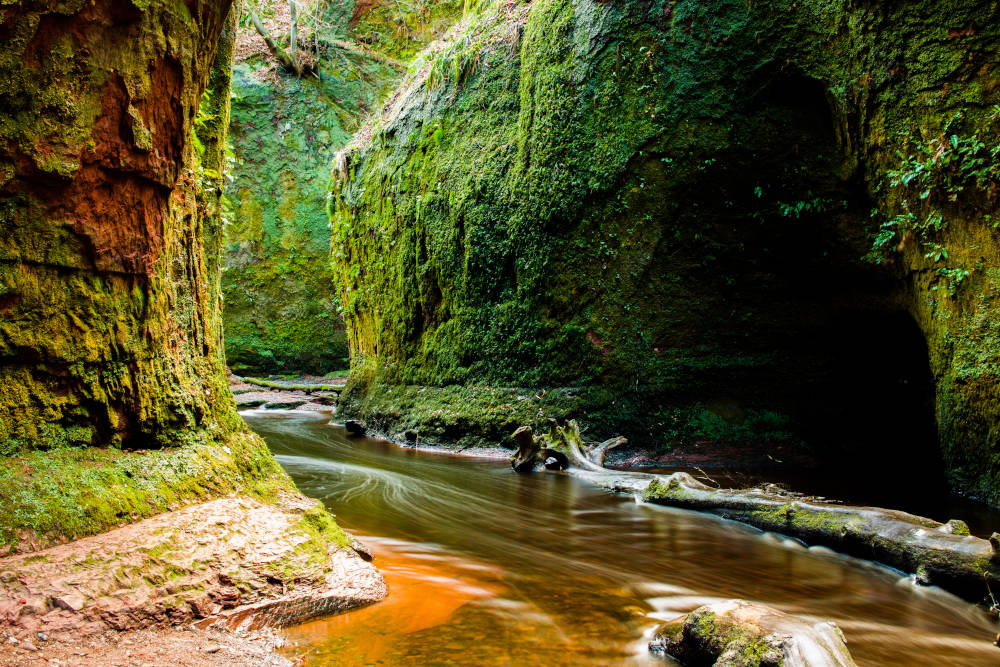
[0,437,385,666]
[234,379,1000,608]
[0,624,294,667]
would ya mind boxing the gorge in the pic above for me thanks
[1,0,1000,665]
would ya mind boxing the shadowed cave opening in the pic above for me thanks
[691,69,950,507]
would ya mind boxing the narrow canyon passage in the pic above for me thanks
[245,412,999,666]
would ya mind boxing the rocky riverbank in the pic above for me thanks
[0,492,384,666]
[231,375,346,412]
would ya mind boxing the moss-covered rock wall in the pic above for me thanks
[331,0,1000,501]
[0,0,316,552]
[222,62,355,375]
[0,0,243,452]
[222,0,462,375]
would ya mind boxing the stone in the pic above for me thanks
[649,599,856,667]
[264,400,307,409]
[344,420,367,437]
[51,592,86,613]
[938,519,971,536]
[350,539,374,563]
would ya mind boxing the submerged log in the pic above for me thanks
[642,473,1000,603]
[512,419,1000,604]
[649,599,856,667]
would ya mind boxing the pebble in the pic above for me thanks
[19,641,37,651]
[37,632,48,641]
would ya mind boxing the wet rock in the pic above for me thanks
[404,429,419,445]
[345,420,367,437]
[649,599,856,667]
[312,391,340,405]
[264,399,307,409]
[235,397,266,408]
[938,519,971,536]
[542,449,569,471]
[350,539,374,562]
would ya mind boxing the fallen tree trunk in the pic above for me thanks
[522,420,1000,606]
[643,472,1000,604]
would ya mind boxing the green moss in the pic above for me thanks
[0,2,353,553]
[0,431,292,552]
[222,0,465,376]
[331,0,1000,502]
[349,0,464,62]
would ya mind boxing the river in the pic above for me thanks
[243,412,1000,666]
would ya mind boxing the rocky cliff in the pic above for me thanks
[331,0,1000,502]
[222,0,462,375]
[0,0,344,560]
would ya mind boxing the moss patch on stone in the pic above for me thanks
[0,431,291,554]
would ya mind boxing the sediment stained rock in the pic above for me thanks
[0,494,385,638]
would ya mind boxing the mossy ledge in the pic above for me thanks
[331,0,1000,501]
[648,599,857,666]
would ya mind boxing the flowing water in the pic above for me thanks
[244,412,1000,666]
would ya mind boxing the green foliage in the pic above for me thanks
[867,109,1000,290]
[350,0,463,62]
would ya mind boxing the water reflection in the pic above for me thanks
[244,413,999,666]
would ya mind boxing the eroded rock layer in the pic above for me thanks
[0,0,239,452]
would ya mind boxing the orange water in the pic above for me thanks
[245,412,1000,666]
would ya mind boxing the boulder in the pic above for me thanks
[345,420,367,437]
[649,599,856,667]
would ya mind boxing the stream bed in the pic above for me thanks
[244,412,1000,666]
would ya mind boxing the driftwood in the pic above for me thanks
[509,426,569,472]
[512,420,1000,605]
[643,472,1000,603]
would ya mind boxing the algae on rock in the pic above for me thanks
[222,0,464,375]
[330,0,1000,502]
[0,0,342,556]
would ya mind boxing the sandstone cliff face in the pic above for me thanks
[331,0,1000,501]
[0,0,240,452]
[0,0,312,553]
